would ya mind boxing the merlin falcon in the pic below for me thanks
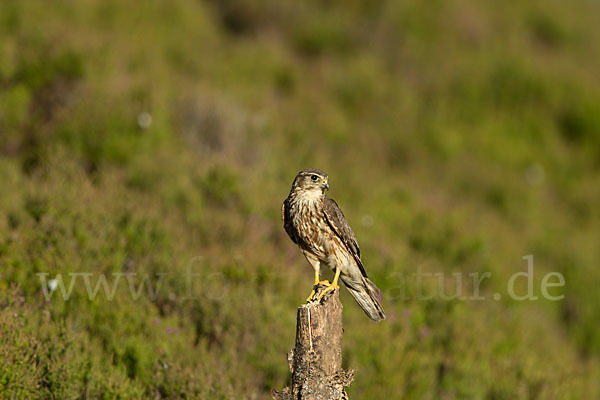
[282,168,386,322]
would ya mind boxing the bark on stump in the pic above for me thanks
[273,289,354,400]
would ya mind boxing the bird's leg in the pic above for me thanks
[306,262,330,302]
[306,269,319,302]
[315,267,341,301]
[314,268,330,286]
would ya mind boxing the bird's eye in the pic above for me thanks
[311,175,319,181]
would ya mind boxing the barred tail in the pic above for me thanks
[342,276,386,322]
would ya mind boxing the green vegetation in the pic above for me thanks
[1,0,600,398]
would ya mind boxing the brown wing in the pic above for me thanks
[281,197,298,245]
[322,196,368,278]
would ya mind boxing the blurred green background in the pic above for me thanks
[1,0,599,398]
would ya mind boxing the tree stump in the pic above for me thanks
[272,289,354,400]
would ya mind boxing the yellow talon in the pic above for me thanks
[315,268,341,301]
[306,281,332,302]
[307,267,332,302]
[314,282,338,301]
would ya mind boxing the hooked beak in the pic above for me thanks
[320,181,329,190]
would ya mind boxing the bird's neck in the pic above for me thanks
[290,188,324,210]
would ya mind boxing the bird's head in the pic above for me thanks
[292,168,329,195]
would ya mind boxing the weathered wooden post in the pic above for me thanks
[273,289,354,400]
